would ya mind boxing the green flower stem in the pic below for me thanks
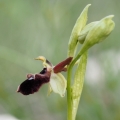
[67,66,72,120]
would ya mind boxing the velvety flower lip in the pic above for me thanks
[17,56,72,96]
[17,68,51,95]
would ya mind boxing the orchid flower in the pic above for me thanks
[17,56,72,97]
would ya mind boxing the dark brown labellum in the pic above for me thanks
[17,68,51,95]
[17,77,41,95]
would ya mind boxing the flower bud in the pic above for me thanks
[78,15,115,55]
[78,21,98,44]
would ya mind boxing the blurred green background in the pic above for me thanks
[0,0,119,120]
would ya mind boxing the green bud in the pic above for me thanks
[78,21,98,44]
[78,15,115,55]
[68,4,91,57]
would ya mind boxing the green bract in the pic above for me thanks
[72,52,87,120]
[68,4,91,57]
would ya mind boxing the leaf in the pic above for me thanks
[72,51,87,120]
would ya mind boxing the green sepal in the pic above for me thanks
[49,73,67,97]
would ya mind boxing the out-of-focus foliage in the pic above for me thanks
[0,0,119,120]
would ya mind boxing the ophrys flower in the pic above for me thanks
[35,56,72,97]
[17,56,72,97]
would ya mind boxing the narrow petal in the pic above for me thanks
[50,73,67,97]
[53,57,73,73]
[35,56,53,68]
